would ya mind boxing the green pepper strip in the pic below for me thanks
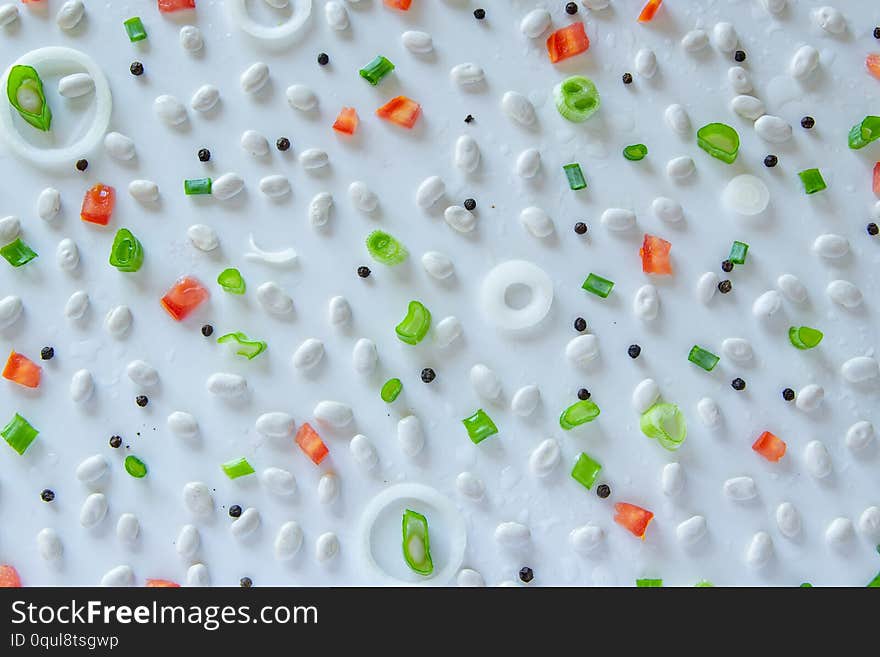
[636,578,663,587]
[6,65,52,132]
[462,409,498,444]
[217,332,267,360]
[366,230,408,265]
[571,452,602,489]
[124,455,148,478]
[729,240,749,265]
[0,238,38,267]
[184,178,212,195]
[217,268,246,294]
[788,326,823,350]
[402,509,434,576]
[563,163,587,190]
[109,228,144,272]
[640,402,687,451]
[848,116,880,150]
[359,55,395,86]
[380,378,402,402]
[124,17,148,43]
[688,345,719,372]
[623,144,648,161]
[395,300,431,345]
[582,273,614,298]
[798,168,826,194]
[696,122,739,164]
[559,399,600,430]
[221,457,255,479]
[1,413,39,455]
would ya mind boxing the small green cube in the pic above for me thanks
[359,55,395,86]
[582,273,614,299]
[688,345,719,372]
[462,409,498,444]
[729,241,749,265]
[184,178,212,195]
[221,457,255,479]
[570,452,602,489]
[2,413,39,455]
[563,163,587,190]
[798,168,826,195]
[1,238,38,267]
[637,578,663,587]
[124,17,148,43]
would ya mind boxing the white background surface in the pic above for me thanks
[0,0,879,586]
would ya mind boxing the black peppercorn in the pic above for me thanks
[473,8,486,20]
[464,114,475,124]
[109,435,122,448]
[764,154,778,168]
[721,259,734,273]
[75,158,88,172]
[229,505,242,518]
[622,72,633,85]
[734,50,746,62]
[420,368,436,383]
[574,222,588,235]
[628,344,641,359]
[718,280,732,294]
[240,577,253,588]
[40,489,55,502]
[519,567,534,583]
[357,266,371,278]
[130,61,144,76]
[201,324,214,337]
[276,137,291,152]
[875,27,880,39]
[40,346,54,360]
[574,317,587,332]
[565,2,578,14]
[463,198,477,211]
[731,377,746,391]
[198,148,211,162]
[800,116,815,129]
[577,388,590,400]
[782,388,795,401]
[867,222,879,236]
[317,52,329,66]
[596,484,611,499]
[136,395,149,407]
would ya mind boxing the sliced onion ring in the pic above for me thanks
[226,0,312,45]
[481,260,554,330]
[722,174,769,216]
[358,483,466,586]
[0,47,112,170]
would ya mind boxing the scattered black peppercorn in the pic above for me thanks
[473,8,486,20]
[731,377,746,391]
[40,346,54,360]
[800,116,815,129]
[734,50,746,62]
[577,388,591,400]
[565,2,578,14]
[574,222,588,235]
[135,395,149,407]
[596,484,611,499]
[130,61,144,76]
[875,27,880,39]
[276,137,291,152]
[75,158,88,172]
[420,368,436,383]
[463,198,477,211]
[109,435,122,448]
[764,154,778,168]
[198,148,211,162]
[229,505,242,518]
[40,489,55,503]
[240,577,253,588]
[721,259,734,273]
[464,114,475,123]
[357,266,371,278]
[574,317,587,332]
[782,388,795,401]
[628,344,641,359]
[317,52,329,66]
[622,72,633,85]
[718,280,732,294]
[201,324,214,337]
[867,222,879,236]
[519,567,534,583]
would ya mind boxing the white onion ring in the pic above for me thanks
[358,483,466,587]
[481,260,554,330]
[226,0,312,45]
[0,47,112,170]
[244,233,297,265]
[722,174,769,216]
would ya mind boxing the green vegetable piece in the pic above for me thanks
[688,345,719,372]
[6,65,51,131]
[582,273,614,299]
[798,168,826,194]
[0,238,38,267]
[848,116,880,150]
[559,399,601,430]
[570,452,602,490]
[221,457,255,479]
[800,583,813,588]
[554,75,600,123]
[729,240,749,265]
[788,326,823,350]
[366,230,408,265]
[636,578,663,587]
[395,300,431,345]
[217,268,246,294]
[109,228,144,272]
[380,378,403,403]
[124,455,148,478]
[563,163,587,190]
[359,55,395,86]
[1,413,38,455]
[696,122,740,164]
[640,402,687,451]
[184,178,212,195]
[124,17,148,42]
[868,571,880,588]
[462,409,498,444]
[402,509,433,576]
[695,580,714,588]
[217,332,267,360]
[623,144,648,161]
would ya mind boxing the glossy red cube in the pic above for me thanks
[80,184,115,226]
[161,276,209,321]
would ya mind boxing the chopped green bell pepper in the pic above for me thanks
[402,509,433,576]
[6,65,51,131]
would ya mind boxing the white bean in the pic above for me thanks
[401,30,433,53]
[457,569,485,587]
[309,192,333,227]
[795,384,824,411]
[56,1,84,30]
[858,506,880,539]
[397,415,425,457]
[37,528,63,561]
[0,3,17,27]
[256,281,293,315]
[352,338,378,375]
[80,493,108,528]
[315,532,339,562]
[206,373,247,399]
[841,356,879,382]
[154,95,187,125]
[511,385,540,417]
[328,296,351,327]
[845,420,874,451]
[176,525,200,559]
[569,524,604,555]
[434,316,462,347]
[520,9,550,38]
[230,508,260,538]
[37,187,61,222]
[349,434,378,469]
[470,364,501,399]
[182,482,214,516]
[275,522,304,560]
[179,25,203,51]
[582,0,609,7]
[260,467,297,496]
[825,517,854,547]
[58,72,93,98]
[422,251,454,279]
[495,522,530,548]
[804,440,832,479]
[116,513,139,544]
[722,338,753,362]
[520,206,553,237]
[676,515,707,545]
[324,1,349,30]
[0,217,18,244]
[76,454,108,483]
[724,476,757,501]
[129,180,159,203]
[745,531,773,568]
[632,378,660,413]
[450,63,484,87]
[776,502,801,538]
[241,130,270,156]
[70,369,94,403]
[292,338,324,370]
[601,208,635,231]
[255,413,295,439]
[528,439,560,477]
[664,104,692,136]
[56,238,79,272]
[633,285,659,320]
[515,148,541,178]
[286,84,318,111]
[349,181,378,212]
[212,173,244,200]
[317,473,339,504]
[454,135,480,172]
[190,85,219,112]
[566,334,599,367]
[681,29,709,52]
[104,305,132,338]
[299,148,329,169]
[652,197,683,223]
[456,472,484,500]
[501,91,536,126]
[812,233,848,258]
[812,6,845,34]
[777,273,807,303]
[634,49,657,78]
[104,132,135,160]
[696,397,721,428]
[790,45,819,79]
[65,291,89,321]
[755,114,792,143]
[730,95,765,120]
[101,565,133,587]
[696,271,719,304]
[0,295,21,329]
[667,156,695,180]
[259,174,290,199]
[186,564,210,587]
[313,400,353,427]
[167,411,198,439]
[761,0,786,14]
[444,205,476,232]
[712,22,737,52]
[661,462,684,496]
[187,224,219,251]
[826,280,862,308]
[416,176,445,208]
[752,290,782,318]
[126,360,158,387]
[728,66,752,94]
[240,62,269,94]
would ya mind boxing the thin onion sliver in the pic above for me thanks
[226,0,312,45]
[244,233,297,265]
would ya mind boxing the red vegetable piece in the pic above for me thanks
[2,351,41,388]
[0,565,22,588]
[376,96,421,129]
[146,578,181,587]
[752,430,786,462]
[333,106,359,135]
[873,162,880,196]
[546,23,590,64]
[637,0,663,22]
[867,54,880,81]
[295,422,329,465]
[383,0,412,9]
[614,503,653,539]
[160,276,209,321]
[639,234,672,274]
[80,184,115,226]
[158,0,195,11]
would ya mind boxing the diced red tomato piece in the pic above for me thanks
[614,503,654,539]
[376,96,421,129]
[752,431,786,462]
[0,565,22,588]
[80,184,115,226]
[295,422,329,465]
[333,107,359,135]
[867,54,880,80]
[146,579,181,587]
[873,162,880,195]
[2,351,41,388]
[640,234,672,274]
[383,0,412,10]
[637,0,663,22]
[160,276,209,321]
[158,0,195,12]
[546,23,590,64]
